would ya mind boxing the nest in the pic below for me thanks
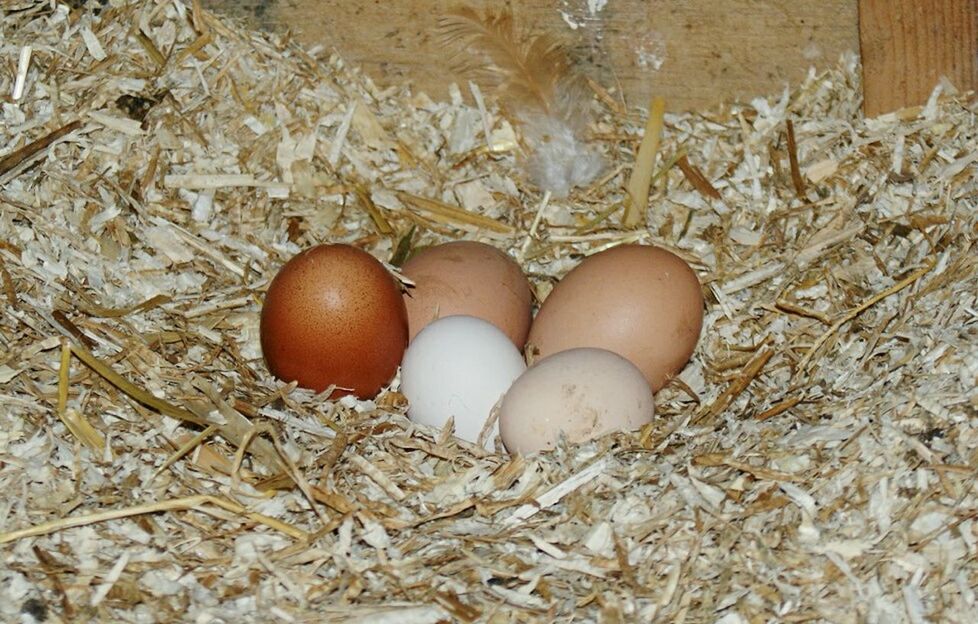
[1,1,977,622]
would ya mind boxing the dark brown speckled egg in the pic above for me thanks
[260,244,408,399]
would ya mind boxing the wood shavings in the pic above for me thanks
[0,120,82,180]
[348,454,407,502]
[2,1,978,621]
[504,455,608,526]
[87,110,145,135]
[162,173,290,191]
[12,45,31,102]
[79,24,107,61]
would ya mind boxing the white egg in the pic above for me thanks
[400,315,526,447]
[499,348,655,454]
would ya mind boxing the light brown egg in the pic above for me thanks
[401,241,533,347]
[527,244,703,392]
[499,348,655,454]
[260,243,408,399]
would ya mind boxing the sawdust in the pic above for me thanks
[1,1,977,622]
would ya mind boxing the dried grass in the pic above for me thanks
[1,1,977,622]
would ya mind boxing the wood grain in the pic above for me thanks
[859,0,978,116]
[202,0,858,112]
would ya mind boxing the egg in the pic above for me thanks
[401,241,533,347]
[400,315,526,446]
[499,348,654,454]
[527,244,703,391]
[260,243,408,398]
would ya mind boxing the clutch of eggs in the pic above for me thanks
[259,240,703,454]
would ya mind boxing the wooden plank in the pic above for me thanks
[203,0,858,112]
[859,0,978,117]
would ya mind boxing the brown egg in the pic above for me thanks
[401,241,533,347]
[527,244,703,392]
[260,243,408,399]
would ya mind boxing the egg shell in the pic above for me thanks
[260,243,408,399]
[400,315,526,447]
[402,241,533,347]
[527,244,703,392]
[499,348,654,454]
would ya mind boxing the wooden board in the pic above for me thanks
[203,0,859,112]
[858,0,978,117]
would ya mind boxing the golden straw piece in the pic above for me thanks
[397,191,515,235]
[70,343,206,426]
[797,259,936,373]
[56,341,105,451]
[623,96,666,227]
[151,425,218,482]
[0,495,309,545]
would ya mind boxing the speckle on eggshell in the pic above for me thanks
[499,347,655,454]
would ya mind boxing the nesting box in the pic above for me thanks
[209,0,977,116]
